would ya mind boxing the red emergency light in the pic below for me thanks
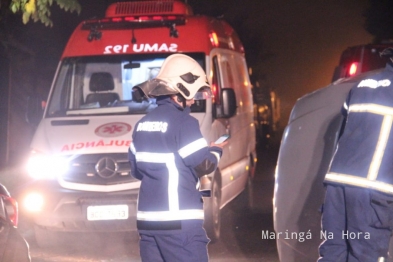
[124,17,136,21]
[209,32,219,47]
[106,1,193,18]
[82,15,186,31]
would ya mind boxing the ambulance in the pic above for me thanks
[21,0,256,246]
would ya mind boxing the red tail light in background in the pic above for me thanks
[348,62,359,77]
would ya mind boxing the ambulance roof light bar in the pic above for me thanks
[107,1,193,17]
[82,15,185,31]
[83,15,186,42]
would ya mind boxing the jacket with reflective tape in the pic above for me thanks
[325,64,393,195]
[128,97,222,232]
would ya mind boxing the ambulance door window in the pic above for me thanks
[48,61,80,116]
[222,60,236,89]
[217,53,235,90]
[220,54,241,113]
[234,56,252,111]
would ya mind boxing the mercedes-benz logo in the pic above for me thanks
[95,157,118,179]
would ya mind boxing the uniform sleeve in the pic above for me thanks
[177,117,222,177]
[338,88,352,138]
[341,89,352,118]
[128,141,143,180]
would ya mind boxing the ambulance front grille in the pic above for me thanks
[115,1,174,15]
[62,153,138,185]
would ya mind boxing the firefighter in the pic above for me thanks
[318,48,393,261]
[128,54,226,262]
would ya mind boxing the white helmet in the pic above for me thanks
[134,54,211,100]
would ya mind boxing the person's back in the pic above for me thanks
[128,54,226,262]
[325,63,393,188]
[132,96,208,232]
[319,48,393,261]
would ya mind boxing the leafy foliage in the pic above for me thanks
[9,0,81,26]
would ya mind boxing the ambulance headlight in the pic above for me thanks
[27,153,69,179]
[23,192,44,212]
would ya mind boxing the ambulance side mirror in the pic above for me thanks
[220,88,237,118]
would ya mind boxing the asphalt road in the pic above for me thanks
[21,137,281,262]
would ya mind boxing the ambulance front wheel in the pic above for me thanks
[203,172,221,242]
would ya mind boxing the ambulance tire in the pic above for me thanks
[203,172,221,242]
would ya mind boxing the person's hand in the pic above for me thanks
[210,140,228,149]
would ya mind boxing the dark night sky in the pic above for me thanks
[251,0,372,122]
[20,0,373,124]
[201,0,372,122]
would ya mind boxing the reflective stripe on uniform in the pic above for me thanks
[137,209,204,221]
[178,138,208,158]
[135,152,179,211]
[348,104,393,180]
[130,142,136,154]
[211,151,220,163]
[368,115,392,180]
[325,172,393,194]
[343,101,348,111]
[349,103,393,116]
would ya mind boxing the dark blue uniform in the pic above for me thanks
[128,97,222,262]
[319,64,393,261]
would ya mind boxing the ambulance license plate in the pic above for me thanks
[87,205,128,221]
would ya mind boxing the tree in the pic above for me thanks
[1,0,81,26]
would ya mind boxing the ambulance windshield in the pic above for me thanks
[46,53,206,117]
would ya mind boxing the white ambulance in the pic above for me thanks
[22,0,256,246]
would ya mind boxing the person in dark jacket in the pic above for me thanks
[318,48,393,261]
[128,54,226,262]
